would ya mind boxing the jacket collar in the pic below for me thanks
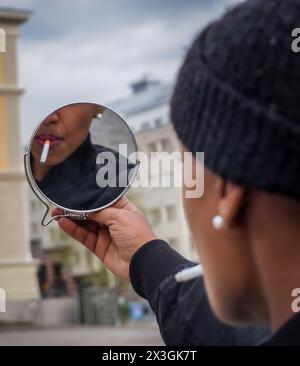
[264,312,300,346]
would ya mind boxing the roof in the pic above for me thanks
[0,7,32,24]
[109,78,174,117]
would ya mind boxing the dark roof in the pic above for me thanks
[0,7,32,24]
[109,78,174,117]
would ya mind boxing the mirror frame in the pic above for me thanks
[24,102,140,226]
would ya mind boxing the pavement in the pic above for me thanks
[0,323,164,346]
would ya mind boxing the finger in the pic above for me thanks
[51,207,64,217]
[89,207,121,226]
[112,196,140,212]
[58,217,98,253]
[82,220,100,233]
[94,227,113,261]
[71,217,98,228]
[72,219,100,235]
[90,198,142,226]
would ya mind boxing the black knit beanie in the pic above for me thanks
[171,0,300,200]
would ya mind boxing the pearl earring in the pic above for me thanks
[95,112,102,119]
[212,215,224,230]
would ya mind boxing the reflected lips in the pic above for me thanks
[35,134,63,147]
[35,134,64,165]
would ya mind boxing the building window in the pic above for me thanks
[30,200,38,212]
[30,238,42,259]
[166,204,176,221]
[148,207,161,226]
[190,236,195,251]
[168,237,178,248]
[31,222,39,234]
[141,121,150,130]
[154,118,163,127]
[148,142,157,153]
[161,138,172,153]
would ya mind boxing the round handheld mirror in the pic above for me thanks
[24,102,139,226]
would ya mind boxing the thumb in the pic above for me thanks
[111,196,140,212]
[89,207,123,227]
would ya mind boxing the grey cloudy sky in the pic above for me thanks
[0,0,240,143]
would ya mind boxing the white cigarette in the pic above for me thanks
[40,139,50,165]
[175,264,204,282]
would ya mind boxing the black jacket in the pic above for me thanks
[129,239,271,346]
[264,313,300,346]
[33,134,136,211]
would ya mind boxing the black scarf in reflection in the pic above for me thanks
[32,134,136,210]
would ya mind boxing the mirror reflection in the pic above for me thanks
[29,103,138,211]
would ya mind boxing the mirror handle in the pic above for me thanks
[41,209,89,226]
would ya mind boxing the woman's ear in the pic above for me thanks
[218,181,248,228]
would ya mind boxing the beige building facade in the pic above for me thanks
[0,8,40,307]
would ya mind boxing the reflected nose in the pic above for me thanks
[43,112,60,125]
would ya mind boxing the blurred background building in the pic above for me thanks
[24,76,198,327]
[0,7,40,323]
[110,77,197,259]
[0,0,236,345]
[0,9,197,326]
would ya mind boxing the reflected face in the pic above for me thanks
[31,103,103,166]
[26,101,139,212]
